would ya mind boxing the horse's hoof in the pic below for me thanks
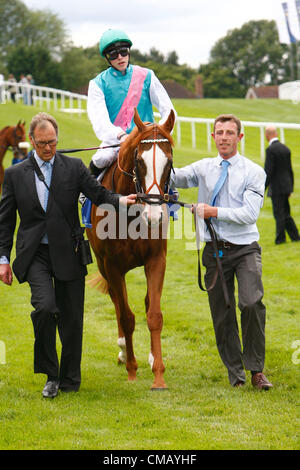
[151,387,168,391]
[128,376,137,382]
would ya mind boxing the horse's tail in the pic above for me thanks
[87,273,109,294]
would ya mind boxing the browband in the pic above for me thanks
[140,139,170,143]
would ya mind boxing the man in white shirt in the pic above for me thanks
[170,114,273,390]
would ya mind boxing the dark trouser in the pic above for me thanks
[26,245,85,391]
[202,242,266,386]
[271,195,300,243]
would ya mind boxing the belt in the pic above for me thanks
[206,240,242,249]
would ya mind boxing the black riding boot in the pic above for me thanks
[89,160,102,178]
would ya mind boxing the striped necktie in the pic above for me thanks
[210,160,230,206]
[43,161,52,210]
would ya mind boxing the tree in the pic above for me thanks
[7,45,64,88]
[59,47,106,92]
[199,63,244,98]
[166,51,179,66]
[0,0,69,71]
[148,47,165,64]
[207,20,288,94]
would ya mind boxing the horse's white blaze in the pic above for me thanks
[141,147,167,225]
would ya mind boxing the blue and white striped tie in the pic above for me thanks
[43,161,52,210]
[210,160,230,206]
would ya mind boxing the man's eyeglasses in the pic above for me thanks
[106,47,129,61]
[33,139,58,149]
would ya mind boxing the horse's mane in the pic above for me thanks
[0,126,10,135]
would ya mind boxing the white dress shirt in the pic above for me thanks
[34,151,55,244]
[170,153,266,244]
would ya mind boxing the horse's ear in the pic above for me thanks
[17,120,21,126]
[161,110,175,134]
[23,121,26,126]
[133,108,146,132]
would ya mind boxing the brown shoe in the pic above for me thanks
[251,373,273,390]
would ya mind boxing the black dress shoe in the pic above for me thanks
[42,380,59,398]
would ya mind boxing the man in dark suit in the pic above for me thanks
[265,125,300,245]
[0,112,136,398]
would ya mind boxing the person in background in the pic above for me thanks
[19,74,29,105]
[170,114,273,391]
[7,74,18,103]
[264,125,300,244]
[26,74,35,105]
[87,28,177,177]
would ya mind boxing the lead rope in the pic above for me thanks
[193,205,230,309]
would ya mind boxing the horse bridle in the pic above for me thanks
[116,127,175,205]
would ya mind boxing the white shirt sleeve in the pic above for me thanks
[87,79,124,143]
[217,166,266,225]
[149,70,177,124]
[170,161,203,189]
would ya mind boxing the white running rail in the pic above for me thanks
[1,80,300,160]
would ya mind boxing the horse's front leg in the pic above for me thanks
[104,260,138,381]
[144,253,167,390]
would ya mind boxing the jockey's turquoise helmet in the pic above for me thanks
[99,29,132,57]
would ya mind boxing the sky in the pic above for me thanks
[22,0,300,68]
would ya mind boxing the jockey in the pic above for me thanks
[87,28,177,177]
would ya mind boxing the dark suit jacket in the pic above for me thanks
[264,139,294,197]
[0,152,121,283]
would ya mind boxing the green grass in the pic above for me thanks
[0,100,299,450]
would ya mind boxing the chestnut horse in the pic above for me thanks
[0,121,29,191]
[86,108,175,389]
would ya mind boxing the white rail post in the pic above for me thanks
[260,126,265,161]
[191,121,196,149]
[241,124,245,155]
[177,120,181,147]
[206,122,211,153]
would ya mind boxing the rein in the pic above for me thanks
[57,144,121,154]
